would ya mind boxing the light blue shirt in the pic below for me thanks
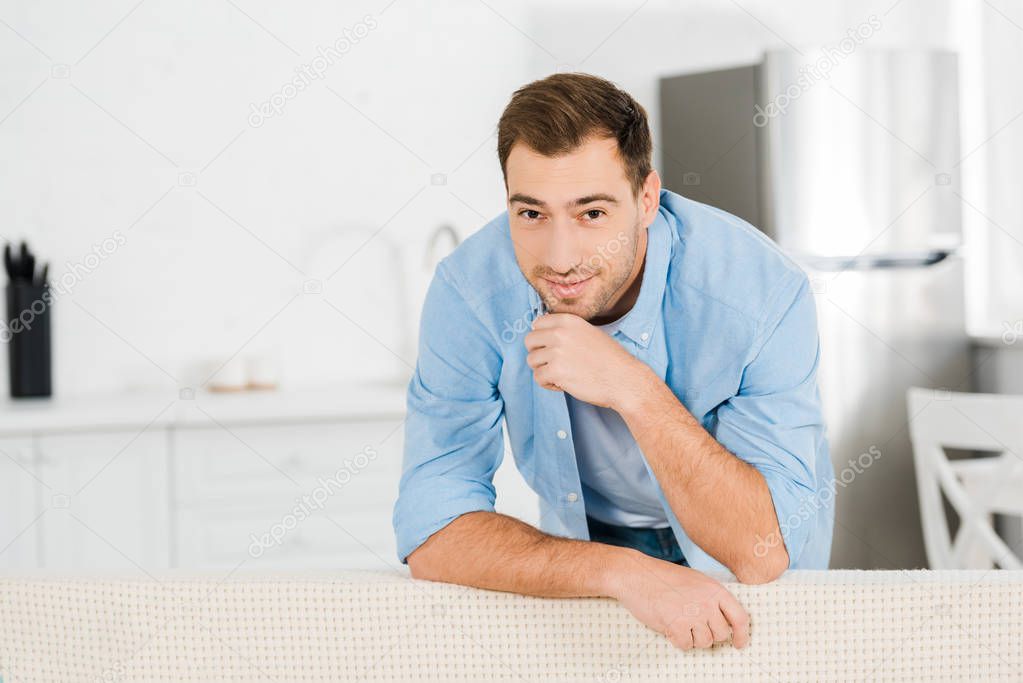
[393,188,835,574]
[566,314,670,529]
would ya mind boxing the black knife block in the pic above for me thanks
[6,283,52,398]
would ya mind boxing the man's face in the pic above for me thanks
[506,135,655,321]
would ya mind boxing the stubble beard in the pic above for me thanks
[532,219,640,322]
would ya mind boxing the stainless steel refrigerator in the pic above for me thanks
[660,49,970,569]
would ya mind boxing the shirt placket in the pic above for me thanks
[527,289,588,539]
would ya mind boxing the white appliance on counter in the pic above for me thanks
[660,49,971,569]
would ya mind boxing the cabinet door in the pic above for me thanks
[173,418,404,570]
[35,429,170,572]
[0,437,41,569]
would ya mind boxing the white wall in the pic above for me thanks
[0,0,534,395]
[4,0,1009,398]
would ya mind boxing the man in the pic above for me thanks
[393,73,834,651]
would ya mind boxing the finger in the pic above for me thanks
[526,348,554,369]
[719,596,750,649]
[707,611,731,644]
[666,624,694,651]
[530,313,574,330]
[691,623,714,649]
[523,329,557,352]
[532,366,561,392]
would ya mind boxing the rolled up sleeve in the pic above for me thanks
[712,273,826,568]
[392,263,505,565]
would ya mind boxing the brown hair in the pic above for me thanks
[497,72,653,195]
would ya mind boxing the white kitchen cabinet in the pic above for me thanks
[34,429,170,572]
[172,417,405,570]
[0,385,537,572]
[177,504,400,571]
[0,437,41,569]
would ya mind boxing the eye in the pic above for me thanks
[581,209,606,222]
[518,209,543,222]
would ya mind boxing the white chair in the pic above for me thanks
[907,387,1023,570]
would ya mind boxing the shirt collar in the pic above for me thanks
[527,207,673,349]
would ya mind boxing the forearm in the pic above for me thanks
[616,367,788,582]
[406,510,638,598]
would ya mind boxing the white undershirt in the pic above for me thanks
[564,315,670,528]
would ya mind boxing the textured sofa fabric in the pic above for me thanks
[1,569,1021,682]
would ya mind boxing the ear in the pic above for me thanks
[639,169,662,226]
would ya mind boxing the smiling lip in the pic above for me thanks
[544,275,593,299]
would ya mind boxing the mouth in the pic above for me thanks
[543,275,594,300]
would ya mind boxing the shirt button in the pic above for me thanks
[566,492,578,502]
[640,331,650,341]
[556,429,568,439]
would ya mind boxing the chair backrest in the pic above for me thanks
[907,387,1023,570]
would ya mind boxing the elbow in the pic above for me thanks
[406,552,424,579]
[733,563,785,585]
[404,510,483,581]
[406,546,438,581]
[732,547,790,585]
[733,559,786,584]
[406,528,456,582]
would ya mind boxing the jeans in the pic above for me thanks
[586,514,689,566]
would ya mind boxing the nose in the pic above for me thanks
[545,220,582,275]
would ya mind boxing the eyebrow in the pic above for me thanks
[508,193,619,208]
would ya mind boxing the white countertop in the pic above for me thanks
[0,382,408,436]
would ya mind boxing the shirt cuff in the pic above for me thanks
[393,486,496,565]
[757,468,819,568]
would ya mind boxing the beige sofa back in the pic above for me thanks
[1,569,1021,681]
